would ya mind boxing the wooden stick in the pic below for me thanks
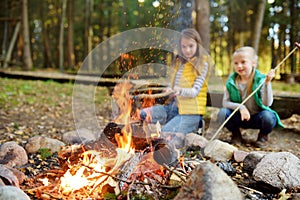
[163,164,187,182]
[238,185,264,195]
[209,44,300,141]
[131,90,173,99]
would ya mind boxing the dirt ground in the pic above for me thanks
[1,94,300,159]
[1,72,299,159]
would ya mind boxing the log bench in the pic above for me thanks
[1,70,299,119]
[128,85,300,120]
[206,92,300,119]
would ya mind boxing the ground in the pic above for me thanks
[0,72,299,158]
[1,77,300,199]
[1,87,299,158]
[219,118,300,157]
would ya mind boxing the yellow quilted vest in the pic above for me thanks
[177,60,208,115]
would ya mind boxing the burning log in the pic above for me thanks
[102,122,150,151]
[102,121,182,167]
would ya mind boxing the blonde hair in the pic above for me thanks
[233,46,258,94]
[233,46,258,66]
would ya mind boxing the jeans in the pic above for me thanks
[217,108,277,135]
[140,98,202,134]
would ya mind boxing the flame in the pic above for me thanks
[112,81,133,125]
[141,89,155,108]
[112,81,135,153]
[38,178,49,186]
[115,125,133,152]
[59,81,136,195]
[60,167,90,194]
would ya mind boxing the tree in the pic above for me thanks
[59,0,67,71]
[252,0,266,52]
[22,0,32,70]
[67,0,75,70]
[171,0,193,31]
[289,0,297,74]
[195,0,210,53]
[84,0,93,71]
[41,1,55,68]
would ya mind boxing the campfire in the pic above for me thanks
[22,80,191,199]
[16,79,299,200]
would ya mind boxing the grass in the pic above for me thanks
[0,77,299,110]
[272,80,300,94]
[0,77,110,108]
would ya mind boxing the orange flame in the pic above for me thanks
[59,81,136,195]
[112,81,135,153]
[112,81,134,125]
[141,89,155,108]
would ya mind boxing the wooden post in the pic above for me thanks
[3,22,20,68]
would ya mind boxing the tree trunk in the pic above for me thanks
[84,0,93,71]
[67,0,75,70]
[195,0,210,53]
[41,2,54,68]
[227,2,235,75]
[98,0,105,42]
[289,0,296,73]
[59,0,67,71]
[22,0,32,70]
[252,0,266,53]
[3,22,20,68]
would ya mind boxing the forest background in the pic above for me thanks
[0,0,299,81]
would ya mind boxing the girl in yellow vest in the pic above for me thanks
[140,28,210,134]
[217,46,283,147]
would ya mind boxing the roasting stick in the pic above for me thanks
[210,42,300,141]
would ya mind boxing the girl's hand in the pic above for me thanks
[173,86,182,96]
[164,87,173,93]
[164,87,176,97]
[240,107,250,121]
[265,69,275,83]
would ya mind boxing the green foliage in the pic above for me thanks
[1,0,299,76]
[12,122,19,129]
[37,148,53,160]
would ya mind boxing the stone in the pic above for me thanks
[0,142,28,167]
[160,132,186,149]
[5,165,26,185]
[62,128,97,145]
[204,139,238,161]
[0,164,19,186]
[233,150,249,163]
[0,186,30,200]
[185,133,208,150]
[253,152,300,191]
[174,161,243,200]
[25,136,65,153]
[243,151,267,174]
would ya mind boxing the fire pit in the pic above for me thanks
[19,81,189,199]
